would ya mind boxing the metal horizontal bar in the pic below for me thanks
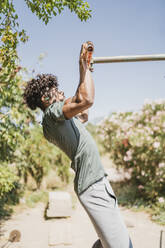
[92,54,165,64]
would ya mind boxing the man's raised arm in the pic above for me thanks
[63,41,95,120]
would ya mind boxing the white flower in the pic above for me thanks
[141,171,145,176]
[127,130,133,136]
[123,156,130,162]
[138,185,144,190]
[145,110,150,115]
[158,163,165,168]
[151,104,155,110]
[138,124,142,128]
[156,171,160,176]
[126,150,132,156]
[155,99,164,105]
[153,126,159,131]
[122,123,130,130]
[124,150,132,161]
[153,142,160,148]
[156,111,162,116]
[158,197,165,203]
[146,136,151,141]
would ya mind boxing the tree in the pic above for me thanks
[0,0,91,107]
[0,0,91,196]
[0,0,91,72]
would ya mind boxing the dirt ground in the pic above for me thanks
[0,201,163,248]
[0,157,164,248]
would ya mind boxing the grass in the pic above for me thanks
[111,180,165,226]
[24,190,49,208]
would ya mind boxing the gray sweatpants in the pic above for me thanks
[77,176,133,248]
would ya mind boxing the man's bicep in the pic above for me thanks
[62,99,91,120]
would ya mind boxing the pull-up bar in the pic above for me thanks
[92,54,165,64]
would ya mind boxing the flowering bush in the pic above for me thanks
[100,99,165,202]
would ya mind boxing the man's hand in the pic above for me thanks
[79,41,94,73]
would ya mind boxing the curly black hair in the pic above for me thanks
[23,73,59,111]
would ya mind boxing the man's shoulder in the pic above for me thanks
[43,101,66,123]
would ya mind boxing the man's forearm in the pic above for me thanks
[62,42,95,120]
[73,67,95,105]
[71,42,95,105]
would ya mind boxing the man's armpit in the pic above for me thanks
[76,112,88,123]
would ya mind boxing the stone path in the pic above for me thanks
[0,199,163,248]
[0,156,164,248]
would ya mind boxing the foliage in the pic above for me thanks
[25,190,48,208]
[86,122,105,155]
[151,201,165,225]
[0,164,18,197]
[111,180,165,225]
[100,99,165,202]
[54,151,71,183]
[0,179,23,218]
[0,0,91,164]
[111,180,148,208]
[0,0,91,205]
[0,0,33,200]
[25,0,91,23]
[15,124,71,189]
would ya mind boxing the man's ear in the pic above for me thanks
[41,95,49,103]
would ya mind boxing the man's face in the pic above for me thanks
[42,87,65,108]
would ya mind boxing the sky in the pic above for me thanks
[14,0,165,121]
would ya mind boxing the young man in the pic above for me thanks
[23,41,133,248]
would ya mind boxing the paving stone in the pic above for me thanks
[48,219,72,246]
[47,192,72,218]
[0,242,23,248]
[160,230,165,248]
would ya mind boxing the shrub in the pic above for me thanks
[0,164,19,197]
[16,124,71,189]
[25,190,48,208]
[86,122,105,155]
[0,165,23,218]
[100,99,165,202]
